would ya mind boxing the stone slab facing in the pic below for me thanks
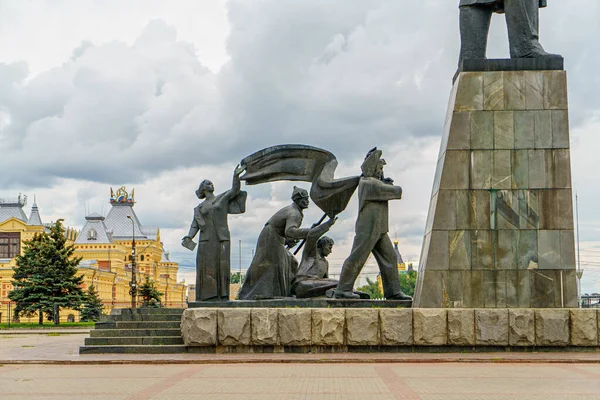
[570,310,598,347]
[415,68,577,309]
[475,309,509,346]
[312,309,345,346]
[346,309,379,346]
[180,308,600,350]
[448,309,474,346]
[217,309,251,346]
[181,309,217,346]
[509,309,535,346]
[380,309,413,346]
[251,308,278,345]
[414,309,447,345]
[535,309,569,346]
[278,309,311,346]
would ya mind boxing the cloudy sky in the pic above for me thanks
[1,0,599,293]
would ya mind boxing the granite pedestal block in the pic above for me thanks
[181,308,600,351]
[414,63,577,309]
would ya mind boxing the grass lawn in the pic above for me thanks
[0,322,95,329]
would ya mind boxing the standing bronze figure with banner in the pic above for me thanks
[334,148,412,301]
[182,165,247,302]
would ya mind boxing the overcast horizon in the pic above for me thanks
[1,0,600,293]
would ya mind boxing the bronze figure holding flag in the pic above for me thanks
[334,148,412,301]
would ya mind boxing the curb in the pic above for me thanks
[0,330,91,335]
[2,356,600,365]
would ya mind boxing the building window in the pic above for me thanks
[0,232,20,259]
[140,255,145,261]
[88,229,97,240]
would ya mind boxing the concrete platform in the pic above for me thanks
[188,299,412,308]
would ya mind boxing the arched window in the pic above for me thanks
[140,255,145,261]
[88,229,97,240]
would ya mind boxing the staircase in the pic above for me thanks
[79,308,186,354]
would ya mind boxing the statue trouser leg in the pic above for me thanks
[459,5,492,62]
[336,233,378,294]
[503,0,549,58]
[371,234,403,298]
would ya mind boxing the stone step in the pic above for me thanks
[85,336,184,346]
[110,308,185,316]
[101,313,183,322]
[79,345,189,354]
[95,321,181,330]
[89,328,182,337]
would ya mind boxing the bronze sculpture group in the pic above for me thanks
[183,0,561,302]
[183,146,411,302]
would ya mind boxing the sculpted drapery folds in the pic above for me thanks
[237,145,358,300]
[182,165,246,302]
[238,186,312,300]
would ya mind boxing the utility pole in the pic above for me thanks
[575,193,583,307]
[127,216,137,309]
[238,240,242,283]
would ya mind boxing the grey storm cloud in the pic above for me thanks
[2,0,600,291]
[2,0,599,190]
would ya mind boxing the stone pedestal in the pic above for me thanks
[414,63,577,308]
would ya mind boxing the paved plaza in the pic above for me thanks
[2,362,600,399]
[3,332,600,364]
[2,332,600,399]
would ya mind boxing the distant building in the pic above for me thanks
[73,186,187,312]
[0,188,187,323]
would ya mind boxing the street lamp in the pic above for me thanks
[127,215,137,309]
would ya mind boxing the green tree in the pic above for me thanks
[9,220,86,325]
[80,284,104,322]
[230,272,243,284]
[357,277,384,300]
[138,277,163,308]
[398,269,418,297]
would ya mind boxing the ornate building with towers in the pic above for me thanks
[0,189,186,323]
[73,186,187,312]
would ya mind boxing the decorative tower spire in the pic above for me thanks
[110,186,135,205]
[27,195,43,226]
[393,239,407,273]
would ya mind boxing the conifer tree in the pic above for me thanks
[138,277,163,308]
[9,220,86,324]
[80,284,104,322]
[357,277,384,299]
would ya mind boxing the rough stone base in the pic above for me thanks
[181,308,600,352]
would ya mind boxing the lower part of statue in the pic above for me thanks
[292,278,338,299]
[238,225,297,300]
[196,240,230,301]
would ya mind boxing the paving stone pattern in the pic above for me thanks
[3,363,600,400]
[414,70,577,309]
